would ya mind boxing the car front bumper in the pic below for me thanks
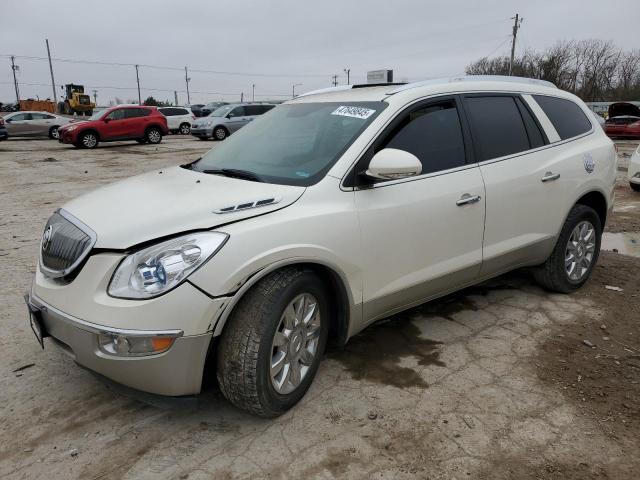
[26,293,213,396]
[190,126,213,137]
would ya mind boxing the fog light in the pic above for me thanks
[98,333,178,357]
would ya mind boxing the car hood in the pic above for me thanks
[62,166,305,249]
[608,102,640,119]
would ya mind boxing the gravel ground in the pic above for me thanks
[1,136,639,479]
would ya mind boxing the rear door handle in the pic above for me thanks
[541,172,560,182]
[456,194,481,206]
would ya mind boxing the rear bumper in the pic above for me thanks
[26,293,212,396]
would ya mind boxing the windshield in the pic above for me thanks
[193,102,386,186]
[209,105,235,117]
[88,109,106,121]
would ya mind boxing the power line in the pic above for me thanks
[0,53,331,79]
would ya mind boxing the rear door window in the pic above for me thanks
[244,105,262,116]
[464,96,531,161]
[515,97,546,148]
[532,95,592,140]
[379,99,467,175]
[229,106,246,117]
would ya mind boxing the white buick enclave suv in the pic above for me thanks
[27,76,617,417]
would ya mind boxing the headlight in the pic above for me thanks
[205,120,213,126]
[67,125,77,132]
[108,232,228,299]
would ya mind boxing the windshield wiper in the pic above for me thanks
[202,168,264,182]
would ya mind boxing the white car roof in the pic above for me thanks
[290,76,563,105]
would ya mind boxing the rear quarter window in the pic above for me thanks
[533,95,592,140]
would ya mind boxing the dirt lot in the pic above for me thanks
[1,136,639,479]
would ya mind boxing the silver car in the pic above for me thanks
[191,103,275,140]
[3,111,74,139]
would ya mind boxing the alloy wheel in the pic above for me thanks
[51,127,59,139]
[82,133,97,148]
[270,293,321,395]
[215,128,226,140]
[180,124,190,134]
[148,129,161,143]
[565,220,596,282]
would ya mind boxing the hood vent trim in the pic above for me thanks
[213,197,281,214]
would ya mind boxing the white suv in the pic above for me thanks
[157,106,195,134]
[27,76,616,417]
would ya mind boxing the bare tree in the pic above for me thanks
[465,39,640,101]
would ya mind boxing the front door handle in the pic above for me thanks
[456,194,481,206]
[541,172,561,182]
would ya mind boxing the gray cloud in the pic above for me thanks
[1,0,637,104]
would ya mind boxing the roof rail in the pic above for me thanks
[296,85,353,98]
[387,75,556,95]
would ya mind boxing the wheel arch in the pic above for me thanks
[575,189,608,230]
[212,259,354,348]
[78,128,100,141]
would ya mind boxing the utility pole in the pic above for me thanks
[331,74,338,86]
[135,64,141,104]
[45,39,57,102]
[252,83,255,102]
[92,89,98,105]
[184,66,191,104]
[10,56,20,104]
[174,90,178,106]
[509,14,523,76]
[240,92,244,103]
[343,68,350,85]
[292,83,302,98]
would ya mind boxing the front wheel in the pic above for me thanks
[217,268,328,417]
[179,123,191,135]
[48,126,59,139]
[79,131,99,149]
[145,127,162,144]
[631,182,640,192]
[533,204,601,293]
[213,126,227,141]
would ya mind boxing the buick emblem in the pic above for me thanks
[583,153,595,174]
[42,225,53,252]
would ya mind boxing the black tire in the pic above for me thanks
[213,126,227,141]
[79,131,99,149]
[533,204,602,293]
[145,127,162,144]
[179,123,191,135]
[48,126,59,139]
[631,182,640,192]
[217,268,329,417]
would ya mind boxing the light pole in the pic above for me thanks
[185,67,191,104]
[252,83,255,102]
[343,68,350,85]
[292,83,302,98]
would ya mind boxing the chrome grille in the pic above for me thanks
[40,210,97,278]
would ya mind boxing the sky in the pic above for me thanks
[0,0,638,106]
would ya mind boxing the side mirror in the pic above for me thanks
[365,148,422,180]
[103,117,111,123]
[226,114,233,119]
[5,118,11,123]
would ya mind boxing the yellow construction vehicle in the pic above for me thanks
[58,84,95,116]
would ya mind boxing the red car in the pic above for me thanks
[58,105,169,148]
[604,102,640,140]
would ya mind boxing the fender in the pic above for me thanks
[209,256,359,344]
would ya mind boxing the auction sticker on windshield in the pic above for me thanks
[331,106,376,119]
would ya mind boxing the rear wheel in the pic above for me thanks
[79,131,99,149]
[631,182,640,192]
[213,126,227,141]
[48,126,59,139]
[179,123,191,135]
[533,204,601,293]
[217,268,328,417]
[145,127,162,144]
